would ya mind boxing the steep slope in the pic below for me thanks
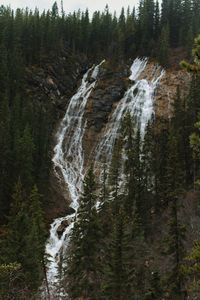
[43,58,172,298]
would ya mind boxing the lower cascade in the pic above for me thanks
[44,57,164,298]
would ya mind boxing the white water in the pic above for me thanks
[44,58,164,298]
[95,58,164,164]
[45,61,105,295]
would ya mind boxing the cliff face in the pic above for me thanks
[83,62,129,164]
[23,51,89,220]
[25,51,88,120]
[23,56,191,221]
[83,60,191,167]
[155,67,191,118]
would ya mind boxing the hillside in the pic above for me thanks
[1,1,200,300]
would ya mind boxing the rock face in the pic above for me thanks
[83,60,191,166]
[57,220,70,238]
[25,50,88,120]
[23,50,89,222]
[23,55,191,221]
[155,67,191,118]
[83,62,129,164]
[86,63,129,132]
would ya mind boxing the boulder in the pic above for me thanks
[57,219,70,238]
[66,206,76,215]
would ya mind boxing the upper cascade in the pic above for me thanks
[129,57,148,81]
[95,58,165,165]
[45,60,105,293]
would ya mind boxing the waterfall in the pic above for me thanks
[95,58,165,164]
[45,60,105,294]
[43,58,164,298]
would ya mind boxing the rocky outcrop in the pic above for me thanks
[23,50,89,222]
[83,60,191,165]
[83,62,129,164]
[23,54,191,222]
[25,50,88,120]
[131,59,191,120]
[155,67,191,118]
[86,63,129,132]
[57,220,70,238]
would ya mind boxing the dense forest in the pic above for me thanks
[0,0,200,299]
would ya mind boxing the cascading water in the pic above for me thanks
[95,58,165,164]
[43,57,164,299]
[44,60,105,296]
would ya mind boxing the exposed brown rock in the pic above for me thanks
[155,67,191,119]
[57,220,70,238]
[29,56,191,224]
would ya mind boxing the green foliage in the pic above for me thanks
[4,181,46,293]
[158,24,170,67]
[0,263,24,299]
[0,1,198,64]
[181,35,200,73]
[0,1,200,298]
[164,198,186,299]
[190,114,200,172]
[182,240,200,296]
[65,167,102,299]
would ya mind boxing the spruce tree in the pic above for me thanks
[102,209,127,300]
[0,96,11,220]
[65,167,101,299]
[164,197,186,300]
[182,240,200,295]
[181,35,200,73]
[158,24,170,67]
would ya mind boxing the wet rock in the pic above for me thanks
[66,207,76,215]
[57,220,70,238]
[86,80,126,133]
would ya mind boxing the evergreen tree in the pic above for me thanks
[182,240,200,295]
[15,125,35,190]
[164,198,186,299]
[158,24,170,67]
[0,96,11,220]
[5,181,46,292]
[181,35,200,73]
[180,35,200,298]
[25,185,46,289]
[102,209,127,300]
[65,167,101,299]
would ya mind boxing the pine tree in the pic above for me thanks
[181,35,200,73]
[158,24,170,67]
[25,185,46,290]
[0,263,27,300]
[0,95,11,220]
[65,167,101,299]
[108,138,123,215]
[15,125,35,191]
[125,211,148,299]
[180,35,200,298]
[182,240,200,295]
[102,209,127,300]
[6,180,29,267]
[145,271,163,300]
[0,43,8,97]
[164,197,186,299]
[6,181,46,292]
[154,0,160,40]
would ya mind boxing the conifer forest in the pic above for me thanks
[1,0,200,299]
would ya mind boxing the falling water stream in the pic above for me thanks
[44,58,164,299]
[95,58,165,164]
